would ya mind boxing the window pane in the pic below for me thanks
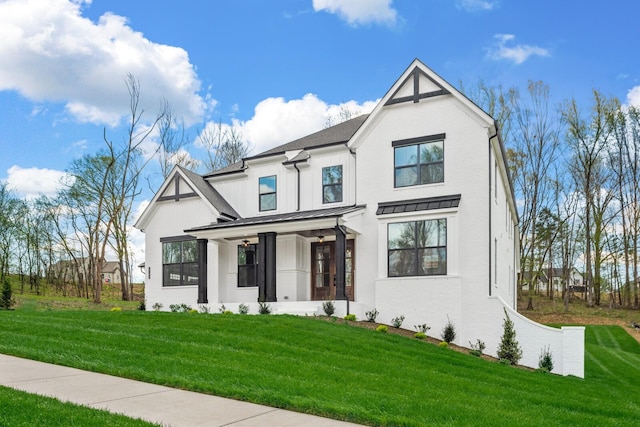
[418,248,446,275]
[259,175,276,194]
[182,240,197,262]
[163,264,182,286]
[260,193,276,211]
[182,262,199,285]
[389,249,416,276]
[420,141,443,163]
[420,164,444,184]
[162,242,181,264]
[322,165,342,184]
[394,145,417,167]
[388,222,416,249]
[395,166,418,187]
[238,265,256,287]
[323,184,343,203]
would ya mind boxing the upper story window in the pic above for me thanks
[387,219,447,277]
[322,165,343,204]
[162,237,198,286]
[393,134,445,188]
[238,244,258,288]
[259,175,277,211]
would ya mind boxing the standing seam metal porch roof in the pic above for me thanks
[185,205,366,232]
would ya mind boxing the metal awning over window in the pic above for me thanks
[376,194,460,215]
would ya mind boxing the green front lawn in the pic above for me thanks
[1,310,639,426]
[0,385,158,427]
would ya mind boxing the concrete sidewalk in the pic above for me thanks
[0,354,362,426]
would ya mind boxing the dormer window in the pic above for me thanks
[393,134,445,188]
[322,165,343,204]
[259,175,277,211]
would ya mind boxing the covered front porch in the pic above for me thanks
[185,205,366,311]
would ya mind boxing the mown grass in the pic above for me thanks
[1,310,639,426]
[0,385,158,426]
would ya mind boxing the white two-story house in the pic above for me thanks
[135,59,584,376]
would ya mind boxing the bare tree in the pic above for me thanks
[199,120,251,171]
[157,99,198,178]
[509,81,562,309]
[563,90,616,307]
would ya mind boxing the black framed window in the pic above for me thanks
[238,244,258,287]
[322,165,343,203]
[162,238,198,286]
[388,219,446,277]
[394,140,444,187]
[259,175,277,211]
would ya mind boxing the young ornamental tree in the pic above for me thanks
[497,308,523,365]
[1,277,15,310]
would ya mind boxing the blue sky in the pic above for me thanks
[1,0,639,202]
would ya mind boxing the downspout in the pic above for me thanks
[488,129,499,297]
[349,147,357,205]
[293,162,301,211]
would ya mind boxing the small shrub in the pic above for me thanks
[188,309,199,314]
[199,304,210,314]
[322,301,336,316]
[376,325,388,333]
[497,308,522,365]
[238,303,249,314]
[258,301,272,315]
[538,345,554,373]
[414,324,431,334]
[391,315,405,328]
[138,300,146,311]
[469,339,486,357]
[223,310,233,315]
[110,307,122,312]
[0,278,15,310]
[499,358,512,366]
[169,303,192,313]
[438,341,449,348]
[218,304,227,314]
[441,316,456,343]
[152,302,163,311]
[344,313,356,321]
[365,308,379,323]
[414,332,426,340]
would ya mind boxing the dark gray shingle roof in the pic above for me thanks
[205,114,368,177]
[177,166,240,219]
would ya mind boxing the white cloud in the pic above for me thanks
[312,0,399,27]
[487,34,549,65]
[0,0,207,126]
[456,0,497,11]
[626,86,640,107]
[5,165,72,199]
[209,94,377,156]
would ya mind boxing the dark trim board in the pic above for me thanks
[392,133,446,147]
[384,66,451,106]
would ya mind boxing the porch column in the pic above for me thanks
[257,232,277,302]
[197,239,208,304]
[334,224,347,300]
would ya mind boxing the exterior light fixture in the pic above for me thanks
[242,239,250,247]
[318,235,324,243]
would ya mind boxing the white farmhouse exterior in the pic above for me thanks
[135,59,584,377]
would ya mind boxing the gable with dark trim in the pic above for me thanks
[384,66,450,106]
[157,174,197,202]
[376,194,461,215]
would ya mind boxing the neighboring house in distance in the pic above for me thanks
[101,261,122,284]
[135,59,584,377]
[521,268,584,295]
[49,258,122,284]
